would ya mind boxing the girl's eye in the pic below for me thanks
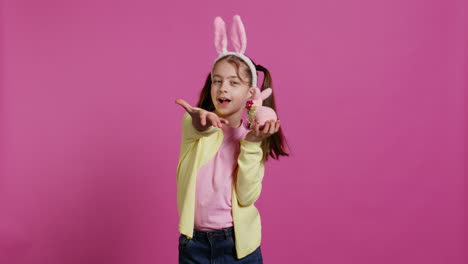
[214,80,221,83]
[231,82,238,85]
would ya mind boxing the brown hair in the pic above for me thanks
[197,55,289,162]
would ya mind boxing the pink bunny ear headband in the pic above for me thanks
[211,15,258,87]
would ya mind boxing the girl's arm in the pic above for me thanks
[236,139,265,207]
[235,120,281,206]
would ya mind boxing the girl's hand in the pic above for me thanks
[175,99,229,131]
[244,120,281,142]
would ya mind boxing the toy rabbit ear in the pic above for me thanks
[214,17,228,54]
[231,15,247,54]
[261,88,273,101]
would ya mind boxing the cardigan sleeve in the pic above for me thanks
[181,112,219,141]
[235,139,265,207]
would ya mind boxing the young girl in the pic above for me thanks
[175,15,288,263]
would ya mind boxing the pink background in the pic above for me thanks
[1,0,467,263]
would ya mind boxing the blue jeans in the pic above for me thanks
[178,226,263,264]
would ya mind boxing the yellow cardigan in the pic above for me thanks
[176,112,265,259]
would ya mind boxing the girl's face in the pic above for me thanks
[211,60,254,119]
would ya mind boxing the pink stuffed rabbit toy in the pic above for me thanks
[245,87,277,129]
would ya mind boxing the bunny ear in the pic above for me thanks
[252,87,262,99]
[261,88,273,101]
[214,17,228,54]
[230,15,247,54]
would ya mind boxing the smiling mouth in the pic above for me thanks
[218,98,231,104]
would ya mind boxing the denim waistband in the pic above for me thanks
[193,226,234,240]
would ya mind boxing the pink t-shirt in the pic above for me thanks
[194,120,250,231]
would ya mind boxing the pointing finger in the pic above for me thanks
[262,121,271,135]
[200,111,207,126]
[255,121,261,136]
[274,120,281,133]
[268,120,276,134]
[208,114,218,127]
[175,99,194,113]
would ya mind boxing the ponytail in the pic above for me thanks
[254,63,290,161]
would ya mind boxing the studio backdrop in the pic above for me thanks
[1,0,466,263]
